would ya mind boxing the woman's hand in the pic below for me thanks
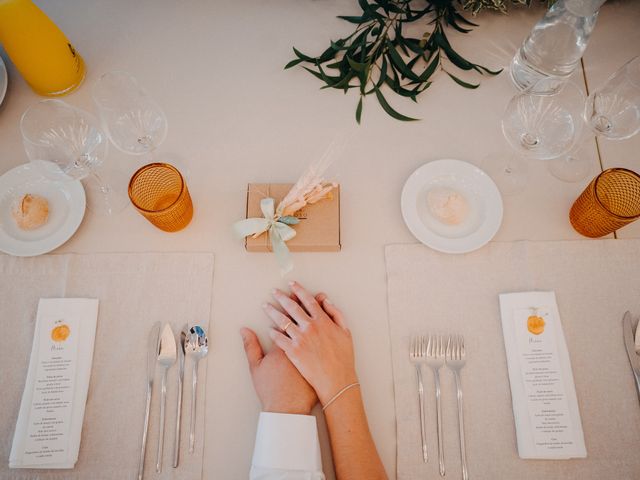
[240,327,317,415]
[263,281,358,405]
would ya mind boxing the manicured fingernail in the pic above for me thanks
[288,281,296,287]
[324,298,332,305]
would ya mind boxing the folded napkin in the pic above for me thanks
[9,298,99,469]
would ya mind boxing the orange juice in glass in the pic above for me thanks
[0,0,85,96]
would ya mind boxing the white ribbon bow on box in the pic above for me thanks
[233,197,299,274]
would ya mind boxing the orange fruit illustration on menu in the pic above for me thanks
[527,315,545,335]
[51,323,71,342]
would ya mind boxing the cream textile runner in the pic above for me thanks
[0,253,215,480]
[385,240,640,480]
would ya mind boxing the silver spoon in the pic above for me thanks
[185,325,208,454]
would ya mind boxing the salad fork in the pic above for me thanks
[409,335,428,463]
[447,335,468,480]
[426,334,446,477]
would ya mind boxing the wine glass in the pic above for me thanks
[20,99,128,215]
[502,77,585,161]
[585,55,640,140]
[92,71,168,159]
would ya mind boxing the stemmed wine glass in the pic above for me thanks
[20,99,128,215]
[502,77,585,161]
[496,77,587,187]
[92,71,168,160]
[585,55,640,140]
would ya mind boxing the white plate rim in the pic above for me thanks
[0,56,7,106]
[401,159,503,254]
[0,163,86,257]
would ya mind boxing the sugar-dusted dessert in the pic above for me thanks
[12,193,49,230]
[427,187,469,226]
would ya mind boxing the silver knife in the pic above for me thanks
[138,321,161,480]
[173,324,188,468]
[622,311,640,405]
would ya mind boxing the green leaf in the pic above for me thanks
[355,97,363,124]
[407,5,433,21]
[445,10,472,33]
[302,66,328,83]
[446,71,479,89]
[376,56,388,88]
[284,58,304,70]
[318,45,339,63]
[347,56,367,72]
[386,41,421,82]
[292,47,315,62]
[317,63,342,85]
[337,15,367,24]
[358,0,376,13]
[454,12,478,28]
[473,64,503,76]
[374,86,419,121]
[433,30,474,71]
[404,37,426,55]
[417,52,439,82]
[321,71,355,91]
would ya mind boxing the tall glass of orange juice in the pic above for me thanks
[0,0,85,96]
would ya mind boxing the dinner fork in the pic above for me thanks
[409,335,428,463]
[426,334,446,477]
[447,335,468,480]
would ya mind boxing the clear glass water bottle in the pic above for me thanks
[510,0,607,91]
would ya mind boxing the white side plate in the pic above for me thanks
[0,162,86,256]
[401,159,503,254]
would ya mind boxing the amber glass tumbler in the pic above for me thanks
[128,163,193,232]
[570,168,640,238]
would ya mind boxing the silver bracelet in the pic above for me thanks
[322,382,360,412]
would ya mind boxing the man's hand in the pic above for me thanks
[240,327,318,415]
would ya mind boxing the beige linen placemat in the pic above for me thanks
[0,253,215,480]
[386,240,640,480]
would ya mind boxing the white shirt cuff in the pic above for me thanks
[251,412,323,473]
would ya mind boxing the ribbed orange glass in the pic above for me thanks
[570,168,640,238]
[128,163,193,232]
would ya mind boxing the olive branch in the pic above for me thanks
[286,0,544,123]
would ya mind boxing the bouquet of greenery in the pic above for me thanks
[286,0,546,123]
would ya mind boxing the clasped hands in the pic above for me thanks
[240,281,358,415]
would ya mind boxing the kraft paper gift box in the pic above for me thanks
[245,183,341,252]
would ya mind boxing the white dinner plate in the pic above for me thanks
[0,56,7,106]
[401,159,503,254]
[0,162,86,256]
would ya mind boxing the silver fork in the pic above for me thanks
[446,335,468,480]
[409,335,428,463]
[426,334,446,477]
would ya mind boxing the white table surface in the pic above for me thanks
[0,1,638,478]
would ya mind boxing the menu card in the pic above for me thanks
[9,298,99,469]
[499,291,586,459]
